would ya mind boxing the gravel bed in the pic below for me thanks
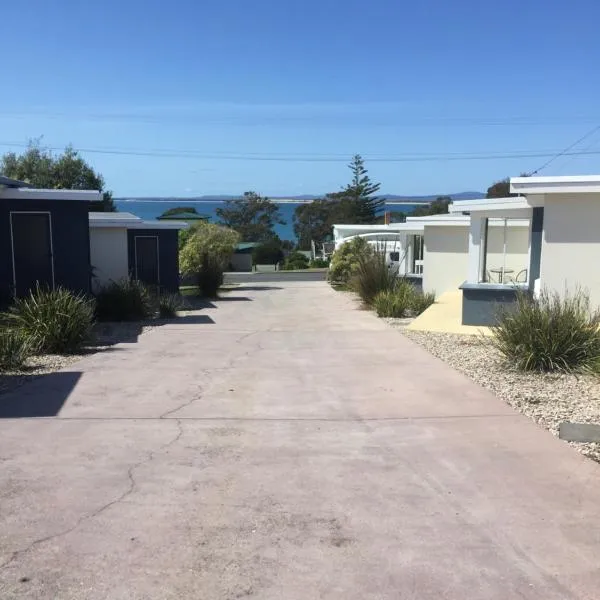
[383,317,415,328]
[402,329,600,463]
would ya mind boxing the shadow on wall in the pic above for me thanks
[0,371,82,418]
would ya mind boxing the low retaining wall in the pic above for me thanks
[459,282,528,326]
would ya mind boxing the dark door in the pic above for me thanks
[135,236,159,286]
[11,212,53,297]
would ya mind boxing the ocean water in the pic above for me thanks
[115,199,422,240]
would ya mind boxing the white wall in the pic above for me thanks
[541,193,600,307]
[89,228,129,292]
[422,226,469,295]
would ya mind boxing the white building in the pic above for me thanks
[405,214,530,296]
[332,222,426,284]
[448,174,600,325]
[333,216,529,299]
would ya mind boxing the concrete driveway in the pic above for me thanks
[1,282,599,599]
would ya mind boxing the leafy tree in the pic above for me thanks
[486,178,515,199]
[293,198,339,250]
[252,239,284,265]
[411,196,451,217]
[160,206,199,218]
[282,251,310,270]
[328,237,373,286]
[332,155,384,224]
[216,191,284,242]
[1,142,116,211]
[179,222,239,296]
[293,156,384,246]
[280,239,295,251]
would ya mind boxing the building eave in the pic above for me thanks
[449,196,531,214]
[333,223,424,233]
[133,220,189,230]
[510,175,600,195]
[1,188,102,201]
[89,213,189,230]
[406,215,471,227]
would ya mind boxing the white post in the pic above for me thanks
[468,217,484,283]
[502,218,507,282]
[404,234,412,276]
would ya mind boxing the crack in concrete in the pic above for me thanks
[160,330,262,419]
[160,391,204,419]
[0,328,268,570]
[0,419,185,572]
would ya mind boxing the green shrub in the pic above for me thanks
[373,286,413,318]
[328,238,373,286]
[410,290,436,315]
[490,289,600,373]
[7,286,95,353]
[159,293,184,318]
[310,258,329,268]
[0,328,33,370]
[351,250,398,306]
[371,281,435,319]
[179,221,239,298]
[252,240,284,265]
[95,279,153,322]
[283,251,310,270]
[197,253,224,298]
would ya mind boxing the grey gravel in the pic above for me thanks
[402,329,600,462]
[383,317,415,328]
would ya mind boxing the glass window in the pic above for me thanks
[480,218,530,285]
[389,251,400,262]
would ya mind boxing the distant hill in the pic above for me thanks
[116,191,484,204]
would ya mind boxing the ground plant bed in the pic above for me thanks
[402,329,600,463]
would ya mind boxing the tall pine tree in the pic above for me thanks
[333,155,384,224]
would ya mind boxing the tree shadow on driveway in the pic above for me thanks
[0,371,82,418]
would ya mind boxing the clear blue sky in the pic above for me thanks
[2,0,600,197]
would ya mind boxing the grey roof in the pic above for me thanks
[89,212,189,230]
[0,175,32,188]
[89,211,140,222]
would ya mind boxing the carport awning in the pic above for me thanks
[449,196,532,218]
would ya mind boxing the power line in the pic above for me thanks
[2,110,600,127]
[528,124,600,175]
[1,141,600,164]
